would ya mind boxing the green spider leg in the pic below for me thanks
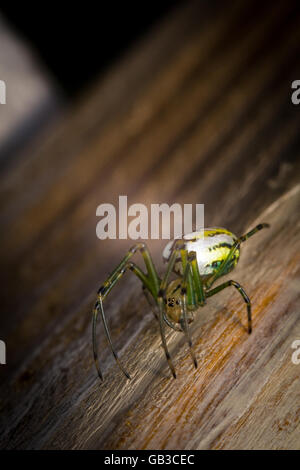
[206,223,269,289]
[93,243,160,380]
[157,240,187,378]
[190,251,205,306]
[180,253,198,369]
[206,280,252,333]
[180,248,196,307]
[142,285,158,319]
[157,242,200,378]
[204,223,269,333]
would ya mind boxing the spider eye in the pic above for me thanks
[212,260,222,268]
[176,300,179,305]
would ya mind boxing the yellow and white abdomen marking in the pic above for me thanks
[163,228,240,277]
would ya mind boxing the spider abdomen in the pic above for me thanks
[163,228,240,278]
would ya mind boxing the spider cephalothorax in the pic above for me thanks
[164,279,194,327]
[93,223,269,380]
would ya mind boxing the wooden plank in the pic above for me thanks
[45,184,300,450]
[0,0,299,450]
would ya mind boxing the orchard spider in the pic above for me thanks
[92,223,269,380]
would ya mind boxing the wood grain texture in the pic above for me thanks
[0,0,299,450]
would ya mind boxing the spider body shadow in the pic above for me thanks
[93,223,269,380]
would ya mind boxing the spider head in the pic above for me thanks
[164,279,194,325]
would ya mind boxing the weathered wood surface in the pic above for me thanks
[0,0,300,450]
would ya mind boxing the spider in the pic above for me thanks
[92,223,269,380]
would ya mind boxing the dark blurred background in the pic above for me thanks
[1,2,182,98]
[0,1,183,165]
